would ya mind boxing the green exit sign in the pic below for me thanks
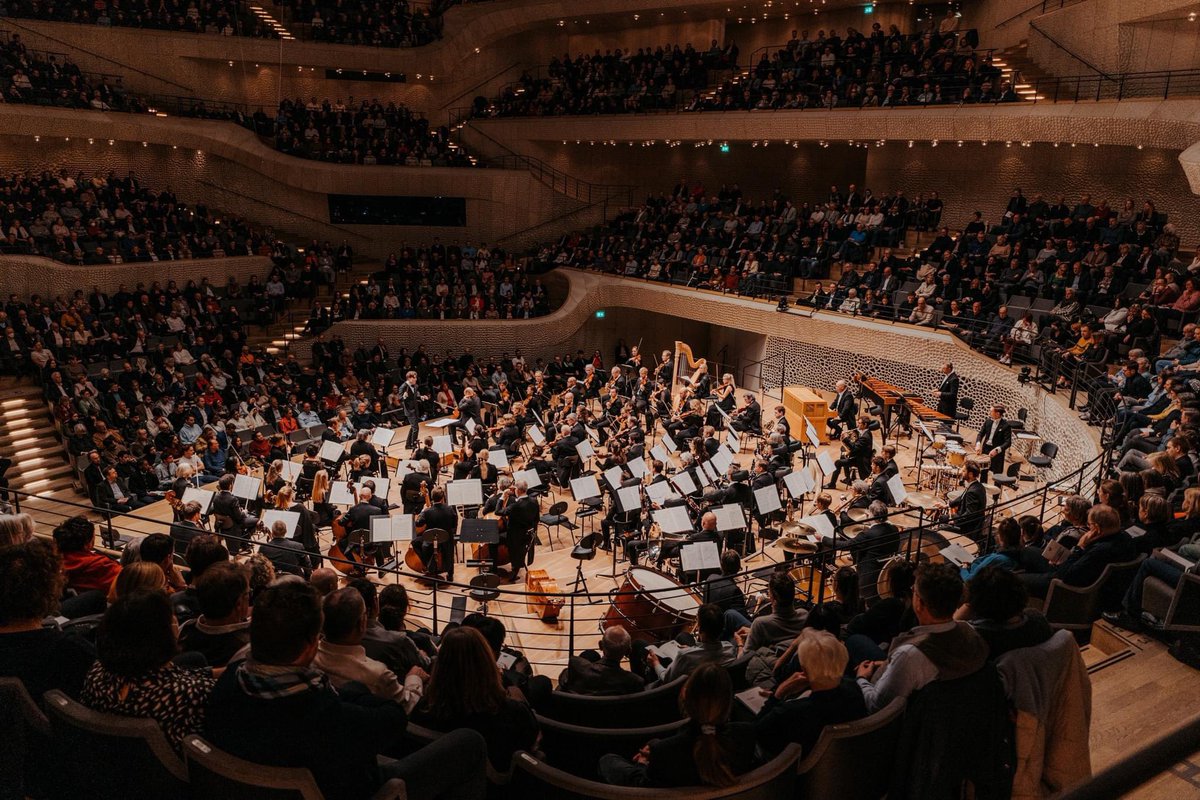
[595,310,606,319]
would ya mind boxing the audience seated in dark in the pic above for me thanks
[286,0,439,47]
[558,624,644,696]
[2,0,276,37]
[0,33,146,112]
[177,561,251,667]
[960,566,1054,659]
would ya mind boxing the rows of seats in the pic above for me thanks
[0,0,274,37]
[0,32,141,111]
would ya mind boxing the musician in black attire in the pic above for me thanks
[934,363,960,419]
[703,551,750,619]
[946,462,988,544]
[661,511,723,578]
[866,456,893,504]
[825,416,873,489]
[847,500,901,604]
[448,387,482,445]
[826,379,858,438]
[416,486,458,581]
[730,393,762,434]
[212,473,258,554]
[497,479,539,582]
[975,404,1012,481]
[412,437,440,481]
[550,423,580,488]
[400,464,432,514]
[337,485,386,576]
[349,430,378,475]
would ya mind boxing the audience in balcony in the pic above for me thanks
[474,43,737,118]
[285,0,439,47]
[2,0,275,36]
[0,169,280,264]
[262,97,472,167]
[0,33,144,111]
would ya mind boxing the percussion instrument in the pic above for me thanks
[604,566,701,643]
[845,507,872,523]
[779,521,818,539]
[946,448,966,467]
[875,556,911,600]
[841,523,866,539]
[905,491,941,510]
[776,536,818,554]
[967,454,993,471]
[931,435,947,451]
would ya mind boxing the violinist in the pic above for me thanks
[275,484,320,567]
[730,392,763,435]
[417,486,458,582]
[607,365,629,397]
[496,479,539,582]
[551,423,581,488]
[338,484,384,537]
[701,425,722,458]
[300,444,323,481]
[602,386,624,419]
[707,373,737,428]
[412,436,440,480]
[348,454,374,483]
[655,349,674,384]
[448,386,482,445]
[582,364,600,400]
[482,474,513,517]
[493,413,523,456]
[400,462,432,515]
[625,345,643,370]
[471,448,499,494]
[310,470,335,527]
[451,445,477,481]
[350,429,379,474]
[665,398,704,442]
[771,404,791,441]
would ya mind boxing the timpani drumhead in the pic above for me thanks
[629,566,700,615]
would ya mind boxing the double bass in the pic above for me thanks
[328,482,371,575]
[404,483,444,573]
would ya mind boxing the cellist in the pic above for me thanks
[416,485,458,582]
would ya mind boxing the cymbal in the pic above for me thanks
[776,536,818,554]
[845,507,871,522]
[889,509,924,528]
[780,521,817,537]
[841,523,866,539]
[905,491,941,509]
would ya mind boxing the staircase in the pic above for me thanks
[993,41,1052,101]
[245,260,384,355]
[0,384,73,498]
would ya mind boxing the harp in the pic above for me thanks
[672,341,707,400]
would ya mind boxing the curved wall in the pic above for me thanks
[0,254,273,297]
[311,269,1099,479]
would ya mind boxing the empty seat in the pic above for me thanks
[535,715,688,778]
[547,675,687,728]
[795,697,906,800]
[0,677,55,800]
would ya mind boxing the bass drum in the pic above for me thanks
[603,566,701,643]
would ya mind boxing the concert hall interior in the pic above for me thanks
[3,1,1200,798]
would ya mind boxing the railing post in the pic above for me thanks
[1040,483,1049,522]
[11,490,19,514]
[1164,72,1171,100]
[568,592,576,657]
[431,581,439,633]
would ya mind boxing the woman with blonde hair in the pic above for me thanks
[310,469,334,527]
[0,512,35,546]
[107,561,167,603]
[600,663,759,787]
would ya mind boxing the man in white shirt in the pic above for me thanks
[312,588,426,711]
[297,403,322,428]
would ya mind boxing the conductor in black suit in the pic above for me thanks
[934,363,960,419]
[398,371,424,449]
[946,462,988,544]
[827,379,858,438]
[975,404,1013,481]
[498,479,540,582]
[416,486,458,581]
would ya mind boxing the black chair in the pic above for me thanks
[508,743,802,799]
[1028,442,1058,482]
[795,697,906,800]
[991,462,1023,498]
[468,573,502,614]
[954,397,974,431]
[184,735,406,799]
[723,653,753,691]
[0,677,54,800]
[534,715,689,778]
[43,689,188,800]
[539,500,576,550]
[568,533,598,597]
[547,675,688,728]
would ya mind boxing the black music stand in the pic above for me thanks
[570,533,600,602]
[597,485,640,580]
[460,518,501,573]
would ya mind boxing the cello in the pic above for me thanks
[403,483,444,573]
[473,485,513,566]
[327,482,371,575]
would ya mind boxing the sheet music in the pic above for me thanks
[680,541,721,573]
[650,444,670,465]
[671,471,697,496]
[318,440,345,463]
[723,437,739,456]
[661,433,678,453]
[616,484,642,513]
[328,482,356,506]
[887,475,908,505]
[701,460,720,483]
[528,425,546,446]
[714,503,747,531]
[576,440,596,460]
[447,479,484,507]
[570,474,601,501]
[432,435,454,455]
[603,465,625,489]
[280,461,301,482]
[915,419,934,443]
[627,456,648,479]
[654,506,693,534]
[586,426,601,443]
[816,451,836,476]
[358,477,390,501]
[232,473,262,501]
[805,419,821,447]
[488,448,509,469]
[754,485,783,515]
[799,513,835,539]
[371,514,414,543]
[370,427,395,448]
[783,470,813,498]
[736,686,771,716]
[260,509,300,537]
[393,460,414,478]
[427,417,457,429]
[181,486,213,513]
[939,542,974,567]
[646,480,680,506]
[694,465,712,488]
[465,417,478,434]
[513,468,542,489]
[710,447,734,475]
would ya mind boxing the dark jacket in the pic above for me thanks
[558,656,645,696]
[1056,531,1137,587]
[643,721,759,787]
[755,676,868,755]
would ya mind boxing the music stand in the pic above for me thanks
[460,518,500,573]
[570,533,600,601]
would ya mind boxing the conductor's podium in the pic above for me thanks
[783,386,832,443]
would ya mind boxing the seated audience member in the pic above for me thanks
[558,625,645,695]
[0,539,96,700]
[459,613,550,709]
[647,603,738,684]
[107,560,167,603]
[732,571,809,652]
[259,519,313,577]
[81,589,216,752]
[378,582,436,660]
[53,515,121,598]
[171,535,230,625]
[961,517,1024,579]
[1107,527,1200,630]
[1023,504,1136,599]
[958,566,1054,658]
[177,562,252,667]
[755,628,868,755]
[845,560,918,646]
[169,501,206,556]
[0,512,35,545]
[599,663,759,788]
[204,580,487,800]
[139,531,188,593]
[349,578,428,672]
[704,550,750,620]
[849,563,989,712]
[409,625,539,772]
[309,567,340,598]
[312,587,425,708]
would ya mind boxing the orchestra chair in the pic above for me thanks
[1035,555,1145,643]
[534,716,689,778]
[183,735,407,800]
[1027,442,1059,485]
[0,677,54,800]
[990,463,1023,500]
[539,501,576,550]
[43,689,188,800]
[1137,560,1200,634]
[954,397,974,433]
[794,697,906,800]
[575,495,604,535]
[568,533,600,600]
[468,573,502,615]
[508,743,802,799]
[546,675,688,728]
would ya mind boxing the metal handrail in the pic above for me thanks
[1028,19,1112,80]
[995,0,1089,30]
[1054,713,1200,798]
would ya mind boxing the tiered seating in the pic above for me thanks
[0,32,143,111]
[283,0,439,47]
[1,0,275,37]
